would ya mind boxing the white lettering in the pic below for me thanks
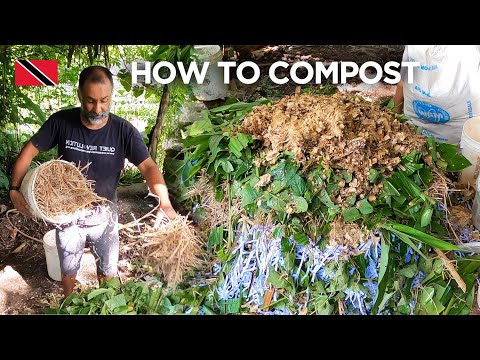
[177,61,209,84]
[236,61,260,85]
[359,61,383,85]
[340,62,359,84]
[315,62,338,84]
[217,61,236,84]
[290,61,314,85]
[384,61,401,84]
[132,61,151,84]
[152,61,176,85]
[269,61,289,84]
[402,61,419,84]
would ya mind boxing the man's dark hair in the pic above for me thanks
[78,66,114,90]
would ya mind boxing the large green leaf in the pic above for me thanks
[17,91,46,122]
[267,267,294,293]
[343,207,361,222]
[372,233,391,314]
[87,288,114,301]
[185,118,213,137]
[358,199,373,215]
[388,223,460,251]
[436,142,471,172]
[292,196,308,213]
[315,295,333,315]
[105,294,127,312]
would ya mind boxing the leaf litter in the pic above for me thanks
[243,92,427,205]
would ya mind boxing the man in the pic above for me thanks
[9,65,177,296]
[393,45,480,144]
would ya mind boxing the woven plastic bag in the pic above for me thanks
[401,45,480,144]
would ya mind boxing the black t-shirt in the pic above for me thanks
[31,108,150,202]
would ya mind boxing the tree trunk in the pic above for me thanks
[148,85,170,163]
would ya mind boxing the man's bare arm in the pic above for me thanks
[10,141,40,216]
[393,79,404,114]
[137,157,177,220]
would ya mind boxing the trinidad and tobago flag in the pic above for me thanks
[15,60,58,86]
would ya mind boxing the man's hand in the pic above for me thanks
[158,202,177,221]
[9,190,33,217]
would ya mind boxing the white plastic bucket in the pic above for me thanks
[43,229,62,281]
[459,117,480,187]
[20,159,82,224]
[191,45,228,101]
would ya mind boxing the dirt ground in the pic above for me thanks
[1,44,478,314]
[223,45,404,104]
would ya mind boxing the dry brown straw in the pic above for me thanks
[33,160,106,219]
[130,213,206,288]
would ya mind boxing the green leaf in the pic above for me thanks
[377,291,396,313]
[240,183,258,208]
[368,168,380,183]
[389,223,460,251]
[372,233,391,314]
[293,232,309,245]
[265,193,287,212]
[292,196,308,213]
[418,168,433,187]
[327,262,349,292]
[17,91,46,122]
[398,264,418,278]
[346,195,357,206]
[209,100,269,113]
[383,180,400,196]
[201,305,217,315]
[228,137,244,158]
[185,118,213,136]
[208,226,224,249]
[457,255,480,276]
[426,137,437,162]
[105,294,127,312]
[315,295,333,315]
[436,142,472,171]
[181,134,211,147]
[87,288,114,301]
[358,199,373,215]
[191,142,209,160]
[340,170,353,183]
[215,158,234,173]
[289,175,307,196]
[420,205,433,228]
[387,227,426,260]
[418,287,445,315]
[208,134,224,153]
[267,267,294,293]
[236,133,251,148]
[186,158,206,180]
[343,207,361,222]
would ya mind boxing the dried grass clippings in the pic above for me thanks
[32,160,106,221]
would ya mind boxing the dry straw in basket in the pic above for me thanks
[33,160,106,220]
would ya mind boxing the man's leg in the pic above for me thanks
[85,206,119,286]
[56,224,86,297]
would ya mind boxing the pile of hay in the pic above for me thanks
[135,214,206,288]
[186,170,242,235]
[32,160,105,221]
[243,92,428,203]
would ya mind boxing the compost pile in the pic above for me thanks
[33,160,106,220]
[161,92,478,316]
[243,93,427,205]
[59,92,480,316]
